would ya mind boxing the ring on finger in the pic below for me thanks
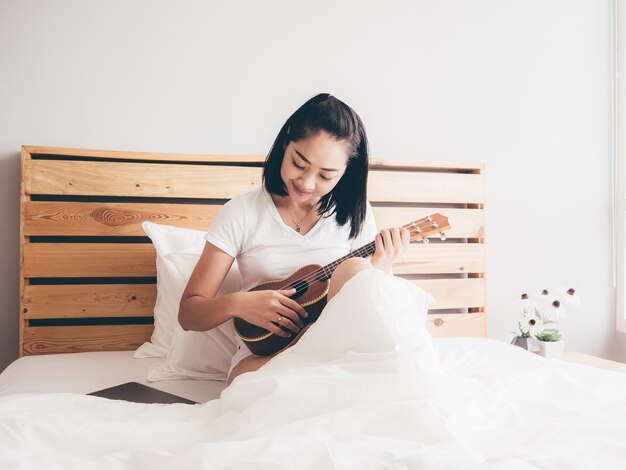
[277,315,283,323]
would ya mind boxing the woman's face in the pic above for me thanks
[280,131,349,204]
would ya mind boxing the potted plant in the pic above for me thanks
[511,288,579,358]
[535,327,564,358]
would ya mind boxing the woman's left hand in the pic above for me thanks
[371,227,410,275]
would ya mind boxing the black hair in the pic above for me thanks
[263,93,369,239]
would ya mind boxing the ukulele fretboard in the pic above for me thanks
[317,241,376,281]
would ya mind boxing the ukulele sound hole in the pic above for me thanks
[287,280,308,300]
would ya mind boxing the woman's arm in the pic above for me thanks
[179,242,307,336]
[178,241,237,331]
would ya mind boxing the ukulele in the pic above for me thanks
[234,213,451,356]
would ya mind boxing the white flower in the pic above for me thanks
[544,299,566,322]
[534,289,556,309]
[516,293,537,317]
[556,287,581,308]
[519,316,543,336]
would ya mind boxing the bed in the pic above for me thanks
[4,146,625,468]
[6,145,486,399]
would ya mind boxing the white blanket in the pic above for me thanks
[2,269,626,469]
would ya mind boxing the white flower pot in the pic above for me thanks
[537,339,565,359]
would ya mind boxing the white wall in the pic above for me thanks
[0,0,614,370]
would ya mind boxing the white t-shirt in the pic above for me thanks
[204,186,378,292]
[204,186,378,372]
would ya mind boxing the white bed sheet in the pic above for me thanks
[0,338,482,404]
[3,337,625,469]
[0,350,226,403]
[2,271,626,469]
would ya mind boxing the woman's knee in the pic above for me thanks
[227,354,273,385]
[327,257,373,302]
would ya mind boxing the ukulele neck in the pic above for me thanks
[318,241,376,281]
[314,213,450,283]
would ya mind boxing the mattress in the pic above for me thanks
[0,351,227,403]
[0,336,502,404]
[0,335,608,406]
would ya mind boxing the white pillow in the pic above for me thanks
[147,252,240,382]
[135,222,240,370]
[262,269,440,373]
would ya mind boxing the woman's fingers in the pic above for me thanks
[260,289,307,335]
[380,227,410,255]
[381,229,393,255]
[371,228,410,275]
[279,306,304,328]
[375,232,385,254]
[265,319,291,337]
[274,308,302,332]
[390,227,409,255]
[277,289,308,318]
[400,227,410,247]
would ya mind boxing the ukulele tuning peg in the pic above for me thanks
[431,222,439,229]
[439,232,447,241]
[424,216,432,223]
[422,237,430,244]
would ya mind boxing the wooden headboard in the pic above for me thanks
[19,145,486,356]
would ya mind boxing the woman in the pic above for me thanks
[179,93,410,385]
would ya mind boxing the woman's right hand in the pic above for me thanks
[232,288,308,337]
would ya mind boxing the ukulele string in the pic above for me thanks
[275,219,430,293]
[276,242,374,294]
[274,218,436,295]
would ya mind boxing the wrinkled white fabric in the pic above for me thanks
[1,270,626,470]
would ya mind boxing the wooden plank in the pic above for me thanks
[24,159,262,198]
[373,207,484,239]
[23,284,156,319]
[368,171,484,204]
[22,324,154,355]
[24,201,221,236]
[19,147,31,357]
[394,243,485,274]
[25,159,483,204]
[23,242,484,278]
[24,243,155,278]
[413,278,486,310]
[369,158,484,172]
[21,279,484,319]
[23,145,265,164]
[24,202,483,238]
[426,313,486,337]
[23,146,483,171]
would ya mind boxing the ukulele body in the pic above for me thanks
[233,264,329,356]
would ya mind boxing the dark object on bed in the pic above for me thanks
[88,381,197,405]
